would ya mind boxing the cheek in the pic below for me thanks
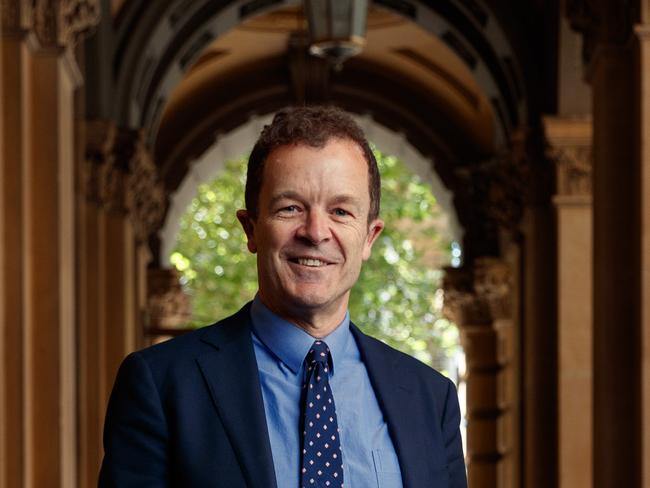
[258,225,292,255]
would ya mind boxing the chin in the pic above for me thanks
[288,285,349,312]
[287,292,331,310]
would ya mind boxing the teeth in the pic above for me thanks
[297,258,326,267]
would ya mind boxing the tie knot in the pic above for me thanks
[307,340,331,365]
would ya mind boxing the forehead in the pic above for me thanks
[262,138,369,186]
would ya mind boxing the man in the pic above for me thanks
[99,106,467,488]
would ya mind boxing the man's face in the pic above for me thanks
[237,138,384,322]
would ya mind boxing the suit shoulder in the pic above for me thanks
[133,303,252,370]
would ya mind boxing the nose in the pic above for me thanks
[296,209,331,245]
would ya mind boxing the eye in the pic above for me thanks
[333,208,350,217]
[278,204,300,214]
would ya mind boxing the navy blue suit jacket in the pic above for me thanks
[99,304,467,487]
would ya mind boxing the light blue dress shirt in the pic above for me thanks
[250,296,404,488]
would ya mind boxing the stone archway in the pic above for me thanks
[0,1,558,487]
[15,1,650,488]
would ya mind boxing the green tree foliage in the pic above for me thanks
[170,150,460,369]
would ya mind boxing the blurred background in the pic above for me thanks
[0,0,645,487]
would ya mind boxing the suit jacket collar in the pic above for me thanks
[197,304,278,488]
[350,322,432,488]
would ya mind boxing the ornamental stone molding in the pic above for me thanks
[473,257,512,321]
[58,0,100,46]
[544,116,592,197]
[128,146,166,243]
[2,0,100,46]
[566,0,600,65]
[147,268,191,328]
[455,126,548,247]
[85,120,166,242]
[442,267,491,327]
[30,0,57,47]
[509,125,554,207]
[442,258,512,326]
[85,120,114,204]
[1,0,20,32]
[550,146,592,196]
[85,120,131,211]
[567,0,637,69]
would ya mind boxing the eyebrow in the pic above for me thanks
[269,191,303,207]
[269,191,363,208]
[329,194,363,208]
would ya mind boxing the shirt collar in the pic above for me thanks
[250,294,351,376]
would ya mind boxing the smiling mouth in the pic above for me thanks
[290,257,330,267]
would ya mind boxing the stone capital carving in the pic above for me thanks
[550,146,592,196]
[566,0,600,65]
[567,0,637,69]
[442,267,492,326]
[85,120,131,212]
[58,0,100,46]
[1,0,20,33]
[128,147,166,243]
[473,257,512,321]
[85,120,166,241]
[18,0,99,48]
[456,126,549,245]
[20,0,56,47]
[442,258,512,326]
[544,116,592,197]
[147,268,191,328]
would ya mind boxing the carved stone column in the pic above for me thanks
[80,119,164,487]
[452,126,556,488]
[443,258,514,488]
[506,126,558,488]
[545,116,593,488]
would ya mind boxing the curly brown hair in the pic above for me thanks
[245,106,381,222]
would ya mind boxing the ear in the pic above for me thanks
[236,209,258,253]
[362,218,384,261]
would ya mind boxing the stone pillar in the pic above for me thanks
[452,128,555,488]
[509,130,558,488]
[443,258,514,488]
[468,126,556,488]
[0,5,26,487]
[568,2,642,486]
[635,12,650,487]
[546,116,593,488]
[79,120,164,485]
[0,2,98,487]
[76,124,107,488]
[593,43,641,488]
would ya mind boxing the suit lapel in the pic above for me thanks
[197,306,277,488]
[351,324,431,488]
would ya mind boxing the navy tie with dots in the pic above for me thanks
[301,340,344,488]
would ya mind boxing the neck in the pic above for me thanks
[257,294,348,338]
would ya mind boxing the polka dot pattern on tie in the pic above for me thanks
[301,340,344,488]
